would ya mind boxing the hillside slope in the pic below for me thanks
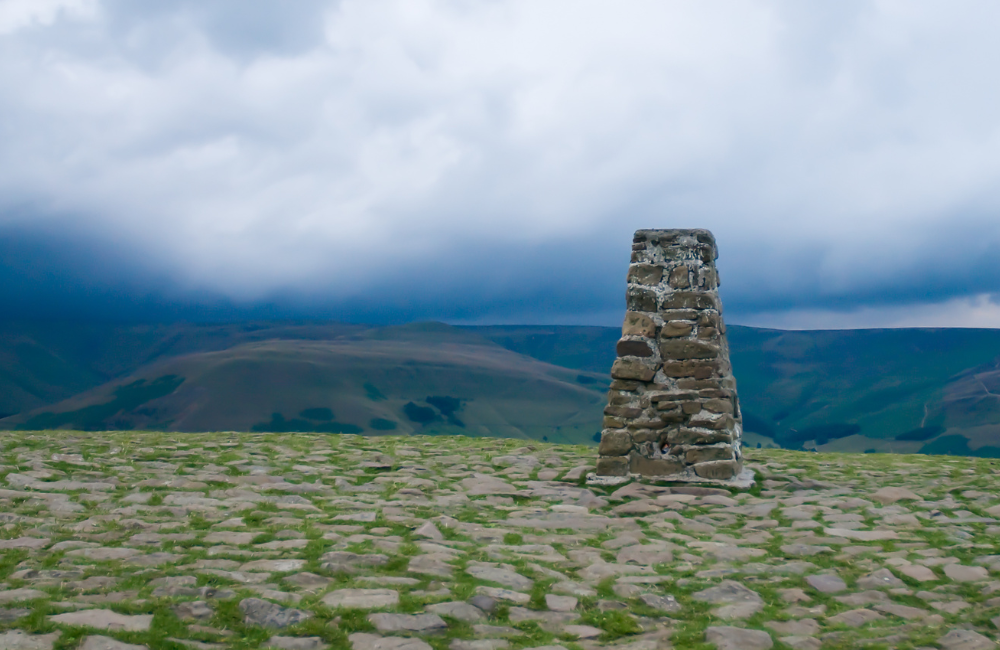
[0,320,365,417]
[916,354,1000,457]
[5,320,1000,456]
[2,328,606,443]
[474,324,1000,454]
[726,327,1000,451]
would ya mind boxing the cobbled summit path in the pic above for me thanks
[0,432,998,650]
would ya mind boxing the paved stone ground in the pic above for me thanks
[0,432,998,650]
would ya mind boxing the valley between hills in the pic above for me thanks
[2,321,1000,457]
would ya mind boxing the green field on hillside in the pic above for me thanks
[2,329,607,444]
[2,320,1000,456]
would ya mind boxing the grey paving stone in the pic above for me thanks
[172,601,214,621]
[265,636,327,650]
[637,593,681,613]
[826,608,884,628]
[322,589,399,609]
[872,487,921,504]
[349,634,432,650]
[449,641,508,650]
[856,568,906,589]
[835,590,888,606]
[544,595,577,611]
[766,619,820,636]
[239,598,312,628]
[0,631,61,650]
[781,545,832,557]
[937,629,996,650]
[805,574,846,593]
[49,610,152,631]
[944,564,990,583]
[465,564,533,591]
[425,602,484,622]
[468,595,497,613]
[692,581,764,619]
[78,637,148,650]
[0,589,47,604]
[778,636,821,650]
[899,565,938,582]
[367,613,447,634]
[705,626,773,650]
[474,587,529,604]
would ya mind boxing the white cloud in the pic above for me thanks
[738,293,1000,330]
[1,0,1000,323]
[0,0,95,34]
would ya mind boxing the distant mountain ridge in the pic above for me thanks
[3,320,1000,456]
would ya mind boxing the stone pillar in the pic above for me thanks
[596,229,744,483]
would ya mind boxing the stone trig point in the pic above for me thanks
[591,229,753,487]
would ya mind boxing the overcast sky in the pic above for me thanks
[2,0,1000,328]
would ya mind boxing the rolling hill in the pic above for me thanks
[0,320,364,417]
[725,326,1000,454]
[4,319,1000,456]
[1,324,607,444]
[474,324,1000,454]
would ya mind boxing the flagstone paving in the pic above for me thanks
[0,432,998,649]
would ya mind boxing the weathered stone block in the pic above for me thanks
[698,312,720,328]
[658,409,686,425]
[660,321,694,339]
[660,292,719,311]
[684,444,735,465]
[688,413,734,430]
[692,460,741,480]
[604,405,642,419]
[627,418,666,431]
[622,312,656,337]
[662,361,719,379]
[668,428,733,445]
[629,454,683,477]
[607,390,637,406]
[626,287,657,312]
[598,430,632,456]
[660,309,699,321]
[611,358,656,381]
[676,378,726,391]
[702,399,733,414]
[596,457,629,476]
[627,264,663,286]
[699,267,718,289]
[697,327,719,340]
[681,401,702,415]
[629,429,661,443]
[659,339,720,360]
[649,391,699,403]
[668,265,690,289]
[602,415,625,428]
[616,339,653,358]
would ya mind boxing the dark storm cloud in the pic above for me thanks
[0,218,627,323]
[2,1,1000,327]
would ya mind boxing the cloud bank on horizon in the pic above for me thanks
[2,0,1000,328]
